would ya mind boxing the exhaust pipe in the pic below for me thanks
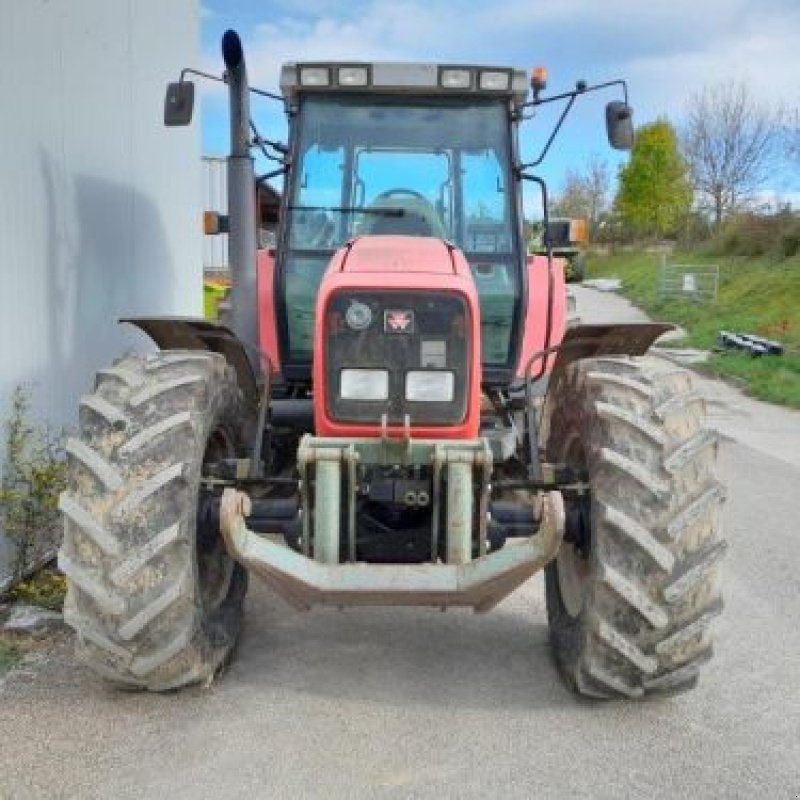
[221,30,260,373]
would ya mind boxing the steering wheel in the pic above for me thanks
[373,188,429,203]
[366,188,447,238]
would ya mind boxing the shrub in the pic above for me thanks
[707,212,800,259]
[0,386,66,582]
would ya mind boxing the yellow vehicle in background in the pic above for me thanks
[530,217,588,282]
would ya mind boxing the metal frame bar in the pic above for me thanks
[219,487,564,611]
[431,444,444,562]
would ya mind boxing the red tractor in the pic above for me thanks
[58,31,725,697]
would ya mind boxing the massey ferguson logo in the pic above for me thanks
[384,309,414,334]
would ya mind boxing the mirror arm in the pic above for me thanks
[518,78,628,112]
[249,85,286,106]
[515,78,629,169]
[179,67,223,85]
[256,164,289,183]
[518,94,576,170]
[250,121,289,164]
[178,67,288,111]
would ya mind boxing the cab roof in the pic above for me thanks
[279,62,530,106]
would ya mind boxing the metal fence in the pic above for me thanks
[658,259,719,303]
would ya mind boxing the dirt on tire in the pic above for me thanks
[58,350,252,691]
[544,355,726,698]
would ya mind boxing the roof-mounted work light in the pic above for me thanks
[299,66,331,86]
[439,68,472,89]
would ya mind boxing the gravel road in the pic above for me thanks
[2,287,799,799]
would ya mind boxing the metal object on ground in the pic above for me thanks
[718,331,784,357]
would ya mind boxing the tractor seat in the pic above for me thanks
[369,212,434,237]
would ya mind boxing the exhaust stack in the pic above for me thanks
[221,30,259,373]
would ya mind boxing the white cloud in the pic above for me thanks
[624,9,800,121]
[200,0,800,188]
[201,0,800,110]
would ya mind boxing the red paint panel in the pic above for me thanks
[516,255,567,380]
[256,249,281,375]
[339,235,458,274]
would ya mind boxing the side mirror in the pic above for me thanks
[605,101,634,150]
[164,81,195,126]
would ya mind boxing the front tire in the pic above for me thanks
[544,355,726,698]
[58,351,251,691]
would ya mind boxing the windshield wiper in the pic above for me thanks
[288,205,406,216]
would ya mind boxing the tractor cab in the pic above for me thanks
[275,63,531,386]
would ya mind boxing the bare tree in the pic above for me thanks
[584,154,610,229]
[551,154,610,232]
[785,107,800,172]
[682,81,779,226]
[551,169,590,219]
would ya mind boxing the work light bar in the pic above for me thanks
[281,62,529,104]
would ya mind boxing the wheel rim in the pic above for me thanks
[197,426,236,614]
[556,539,591,618]
[557,433,592,618]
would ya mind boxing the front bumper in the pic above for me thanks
[218,435,564,612]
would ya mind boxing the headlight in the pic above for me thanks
[405,371,454,402]
[340,369,389,401]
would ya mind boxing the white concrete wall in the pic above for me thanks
[0,0,201,581]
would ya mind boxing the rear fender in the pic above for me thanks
[123,317,260,407]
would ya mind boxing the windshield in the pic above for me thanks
[281,96,520,367]
[288,96,515,252]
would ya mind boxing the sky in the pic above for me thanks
[199,0,800,209]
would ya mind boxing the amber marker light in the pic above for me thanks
[203,211,229,235]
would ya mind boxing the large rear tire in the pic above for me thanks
[544,355,726,698]
[58,351,251,691]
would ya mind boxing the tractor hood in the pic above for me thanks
[334,235,462,276]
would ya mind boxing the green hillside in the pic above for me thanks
[586,251,800,407]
